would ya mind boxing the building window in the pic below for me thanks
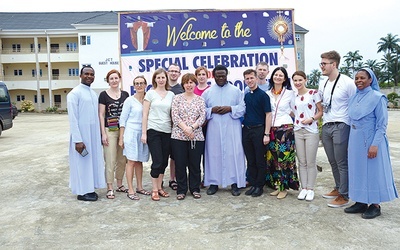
[297,52,301,60]
[52,69,60,80]
[14,69,23,76]
[50,44,60,53]
[295,34,301,41]
[32,69,43,77]
[34,95,45,103]
[54,95,61,108]
[12,44,21,52]
[80,36,91,45]
[66,42,77,51]
[30,44,41,52]
[68,68,79,76]
[17,95,25,101]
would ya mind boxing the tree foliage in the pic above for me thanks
[308,33,400,87]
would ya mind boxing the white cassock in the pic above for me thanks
[67,84,106,195]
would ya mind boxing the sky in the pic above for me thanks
[1,0,399,74]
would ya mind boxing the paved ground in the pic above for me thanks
[1,112,399,249]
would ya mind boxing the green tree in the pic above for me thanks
[307,69,322,87]
[339,61,352,77]
[343,50,363,77]
[377,33,400,86]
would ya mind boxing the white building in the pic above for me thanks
[0,11,308,111]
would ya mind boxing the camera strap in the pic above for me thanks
[323,73,341,107]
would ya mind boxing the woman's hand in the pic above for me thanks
[141,134,147,144]
[368,145,378,159]
[101,133,109,146]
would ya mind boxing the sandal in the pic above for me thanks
[169,180,178,190]
[136,189,151,196]
[127,193,140,200]
[158,189,170,198]
[106,190,115,199]
[177,194,186,200]
[192,192,201,199]
[116,185,128,193]
[151,191,160,201]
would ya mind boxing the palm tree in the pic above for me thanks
[364,59,384,84]
[339,61,352,77]
[379,53,395,85]
[307,69,322,87]
[377,33,400,86]
[364,59,379,72]
[377,33,400,54]
[343,50,363,77]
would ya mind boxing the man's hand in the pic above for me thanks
[212,106,231,114]
[75,142,85,154]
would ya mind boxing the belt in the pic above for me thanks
[325,122,344,126]
[244,124,264,129]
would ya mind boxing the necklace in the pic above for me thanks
[272,88,282,95]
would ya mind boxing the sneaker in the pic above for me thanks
[322,189,339,199]
[305,190,315,201]
[344,202,368,214]
[327,195,350,208]
[362,205,381,219]
[297,189,308,200]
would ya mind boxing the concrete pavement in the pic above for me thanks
[0,112,399,249]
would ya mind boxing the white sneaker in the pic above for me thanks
[297,189,308,200]
[305,190,315,201]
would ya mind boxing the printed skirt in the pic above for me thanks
[266,124,299,191]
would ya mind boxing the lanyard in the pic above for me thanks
[323,73,341,107]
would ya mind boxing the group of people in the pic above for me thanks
[67,50,397,219]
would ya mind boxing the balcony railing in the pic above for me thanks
[1,48,79,54]
[2,74,79,81]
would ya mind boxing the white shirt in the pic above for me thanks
[267,88,295,127]
[144,89,175,133]
[318,74,356,125]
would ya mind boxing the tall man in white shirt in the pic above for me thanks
[318,51,356,208]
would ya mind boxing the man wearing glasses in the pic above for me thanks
[318,50,356,208]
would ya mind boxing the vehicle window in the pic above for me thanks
[0,87,9,102]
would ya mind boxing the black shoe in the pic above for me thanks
[89,192,98,199]
[245,186,256,196]
[206,185,219,195]
[77,193,98,201]
[251,187,263,197]
[231,183,240,196]
[362,205,381,219]
[344,202,368,214]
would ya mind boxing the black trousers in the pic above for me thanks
[242,126,267,187]
[171,139,204,194]
[147,129,171,178]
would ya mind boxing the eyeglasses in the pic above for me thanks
[168,70,180,73]
[134,82,146,86]
[319,62,334,67]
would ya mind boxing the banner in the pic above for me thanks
[119,9,297,94]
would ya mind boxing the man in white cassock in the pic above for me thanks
[202,65,246,196]
[67,66,106,201]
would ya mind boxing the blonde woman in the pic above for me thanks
[119,76,150,200]
[141,68,175,201]
[99,69,129,199]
